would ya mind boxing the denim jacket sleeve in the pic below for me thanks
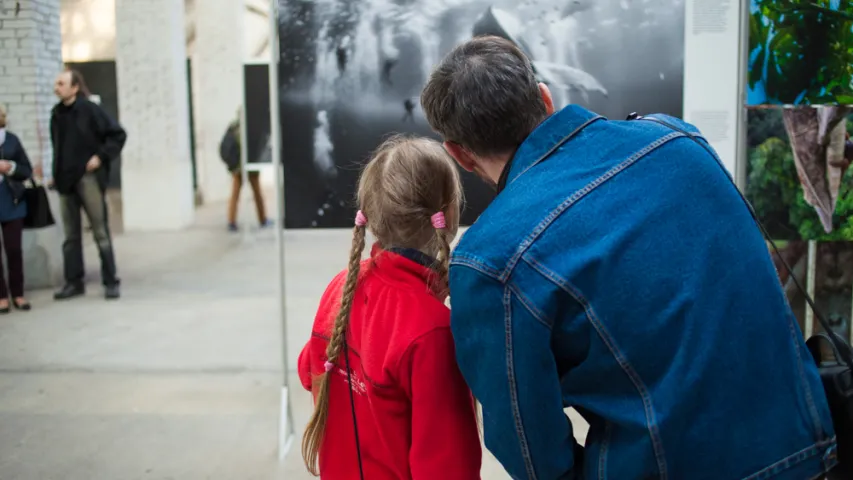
[449,262,582,480]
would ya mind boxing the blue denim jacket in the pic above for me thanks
[449,105,837,479]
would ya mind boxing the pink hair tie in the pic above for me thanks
[355,210,367,227]
[431,212,446,229]
[324,361,334,372]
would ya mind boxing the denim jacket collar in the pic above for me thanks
[496,104,604,194]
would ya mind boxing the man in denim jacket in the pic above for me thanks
[420,36,837,479]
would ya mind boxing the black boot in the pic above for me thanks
[54,283,85,300]
[104,284,120,300]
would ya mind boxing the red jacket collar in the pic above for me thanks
[368,243,446,300]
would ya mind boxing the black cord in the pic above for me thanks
[343,337,366,480]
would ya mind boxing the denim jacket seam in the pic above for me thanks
[786,309,827,443]
[503,285,538,480]
[507,281,553,330]
[499,131,686,282]
[521,254,669,479]
[598,421,612,480]
[451,253,502,280]
[740,437,836,480]
[639,116,738,183]
[508,115,605,187]
[450,252,504,283]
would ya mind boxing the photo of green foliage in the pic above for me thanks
[748,0,853,105]
[746,107,853,240]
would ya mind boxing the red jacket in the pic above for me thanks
[298,245,482,479]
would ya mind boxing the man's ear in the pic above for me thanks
[443,141,476,172]
[539,82,556,115]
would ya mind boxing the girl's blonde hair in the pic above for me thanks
[301,134,463,475]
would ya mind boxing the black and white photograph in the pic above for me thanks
[273,0,686,228]
[244,64,274,166]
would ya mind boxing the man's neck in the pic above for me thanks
[487,152,516,193]
[482,155,510,184]
[62,96,77,106]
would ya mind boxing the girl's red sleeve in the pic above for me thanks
[297,342,313,392]
[298,270,347,393]
[398,327,482,479]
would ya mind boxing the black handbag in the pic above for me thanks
[22,179,55,229]
[634,114,851,477]
[806,333,853,479]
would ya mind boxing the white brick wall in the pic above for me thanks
[0,0,63,175]
[115,0,194,230]
[115,0,191,172]
[190,0,243,203]
[0,0,64,288]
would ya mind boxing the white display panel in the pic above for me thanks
[682,0,744,177]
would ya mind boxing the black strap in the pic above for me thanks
[633,114,853,369]
[342,338,365,480]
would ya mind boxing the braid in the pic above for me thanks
[433,226,452,298]
[301,224,366,476]
[433,224,480,438]
[326,225,366,363]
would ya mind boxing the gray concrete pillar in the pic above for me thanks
[0,0,65,289]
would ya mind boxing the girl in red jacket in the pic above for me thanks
[298,135,482,479]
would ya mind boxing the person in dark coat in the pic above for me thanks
[0,104,33,312]
[49,69,126,301]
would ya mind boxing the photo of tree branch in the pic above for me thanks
[748,0,853,105]
[747,106,853,339]
[746,106,853,241]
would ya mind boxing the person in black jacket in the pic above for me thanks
[49,69,126,300]
[0,104,34,312]
[219,113,269,232]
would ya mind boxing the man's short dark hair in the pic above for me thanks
[420,35,548,157]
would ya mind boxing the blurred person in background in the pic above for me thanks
[219,111,270,232]
[0,104,34,312]
[49,69,126,301]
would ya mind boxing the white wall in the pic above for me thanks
[60,0,272,63]
[0,0,66,288]
[114,0,195,231]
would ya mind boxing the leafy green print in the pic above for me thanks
[750,0,853,104]
[746,110,853,241]
[747,137,803,239]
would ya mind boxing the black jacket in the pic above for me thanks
[50,96,126,194]
[0,131,34,203]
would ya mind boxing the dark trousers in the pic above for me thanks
[0,218,24,298]
[59,173,119,287]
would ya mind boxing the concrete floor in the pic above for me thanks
[0,193,586,480]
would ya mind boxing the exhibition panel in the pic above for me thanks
[744,0,853,341]
[274,0,687,229]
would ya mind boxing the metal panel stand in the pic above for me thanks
[805,240,817,337]
[268,0,295,461]
[238,105,252,244]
